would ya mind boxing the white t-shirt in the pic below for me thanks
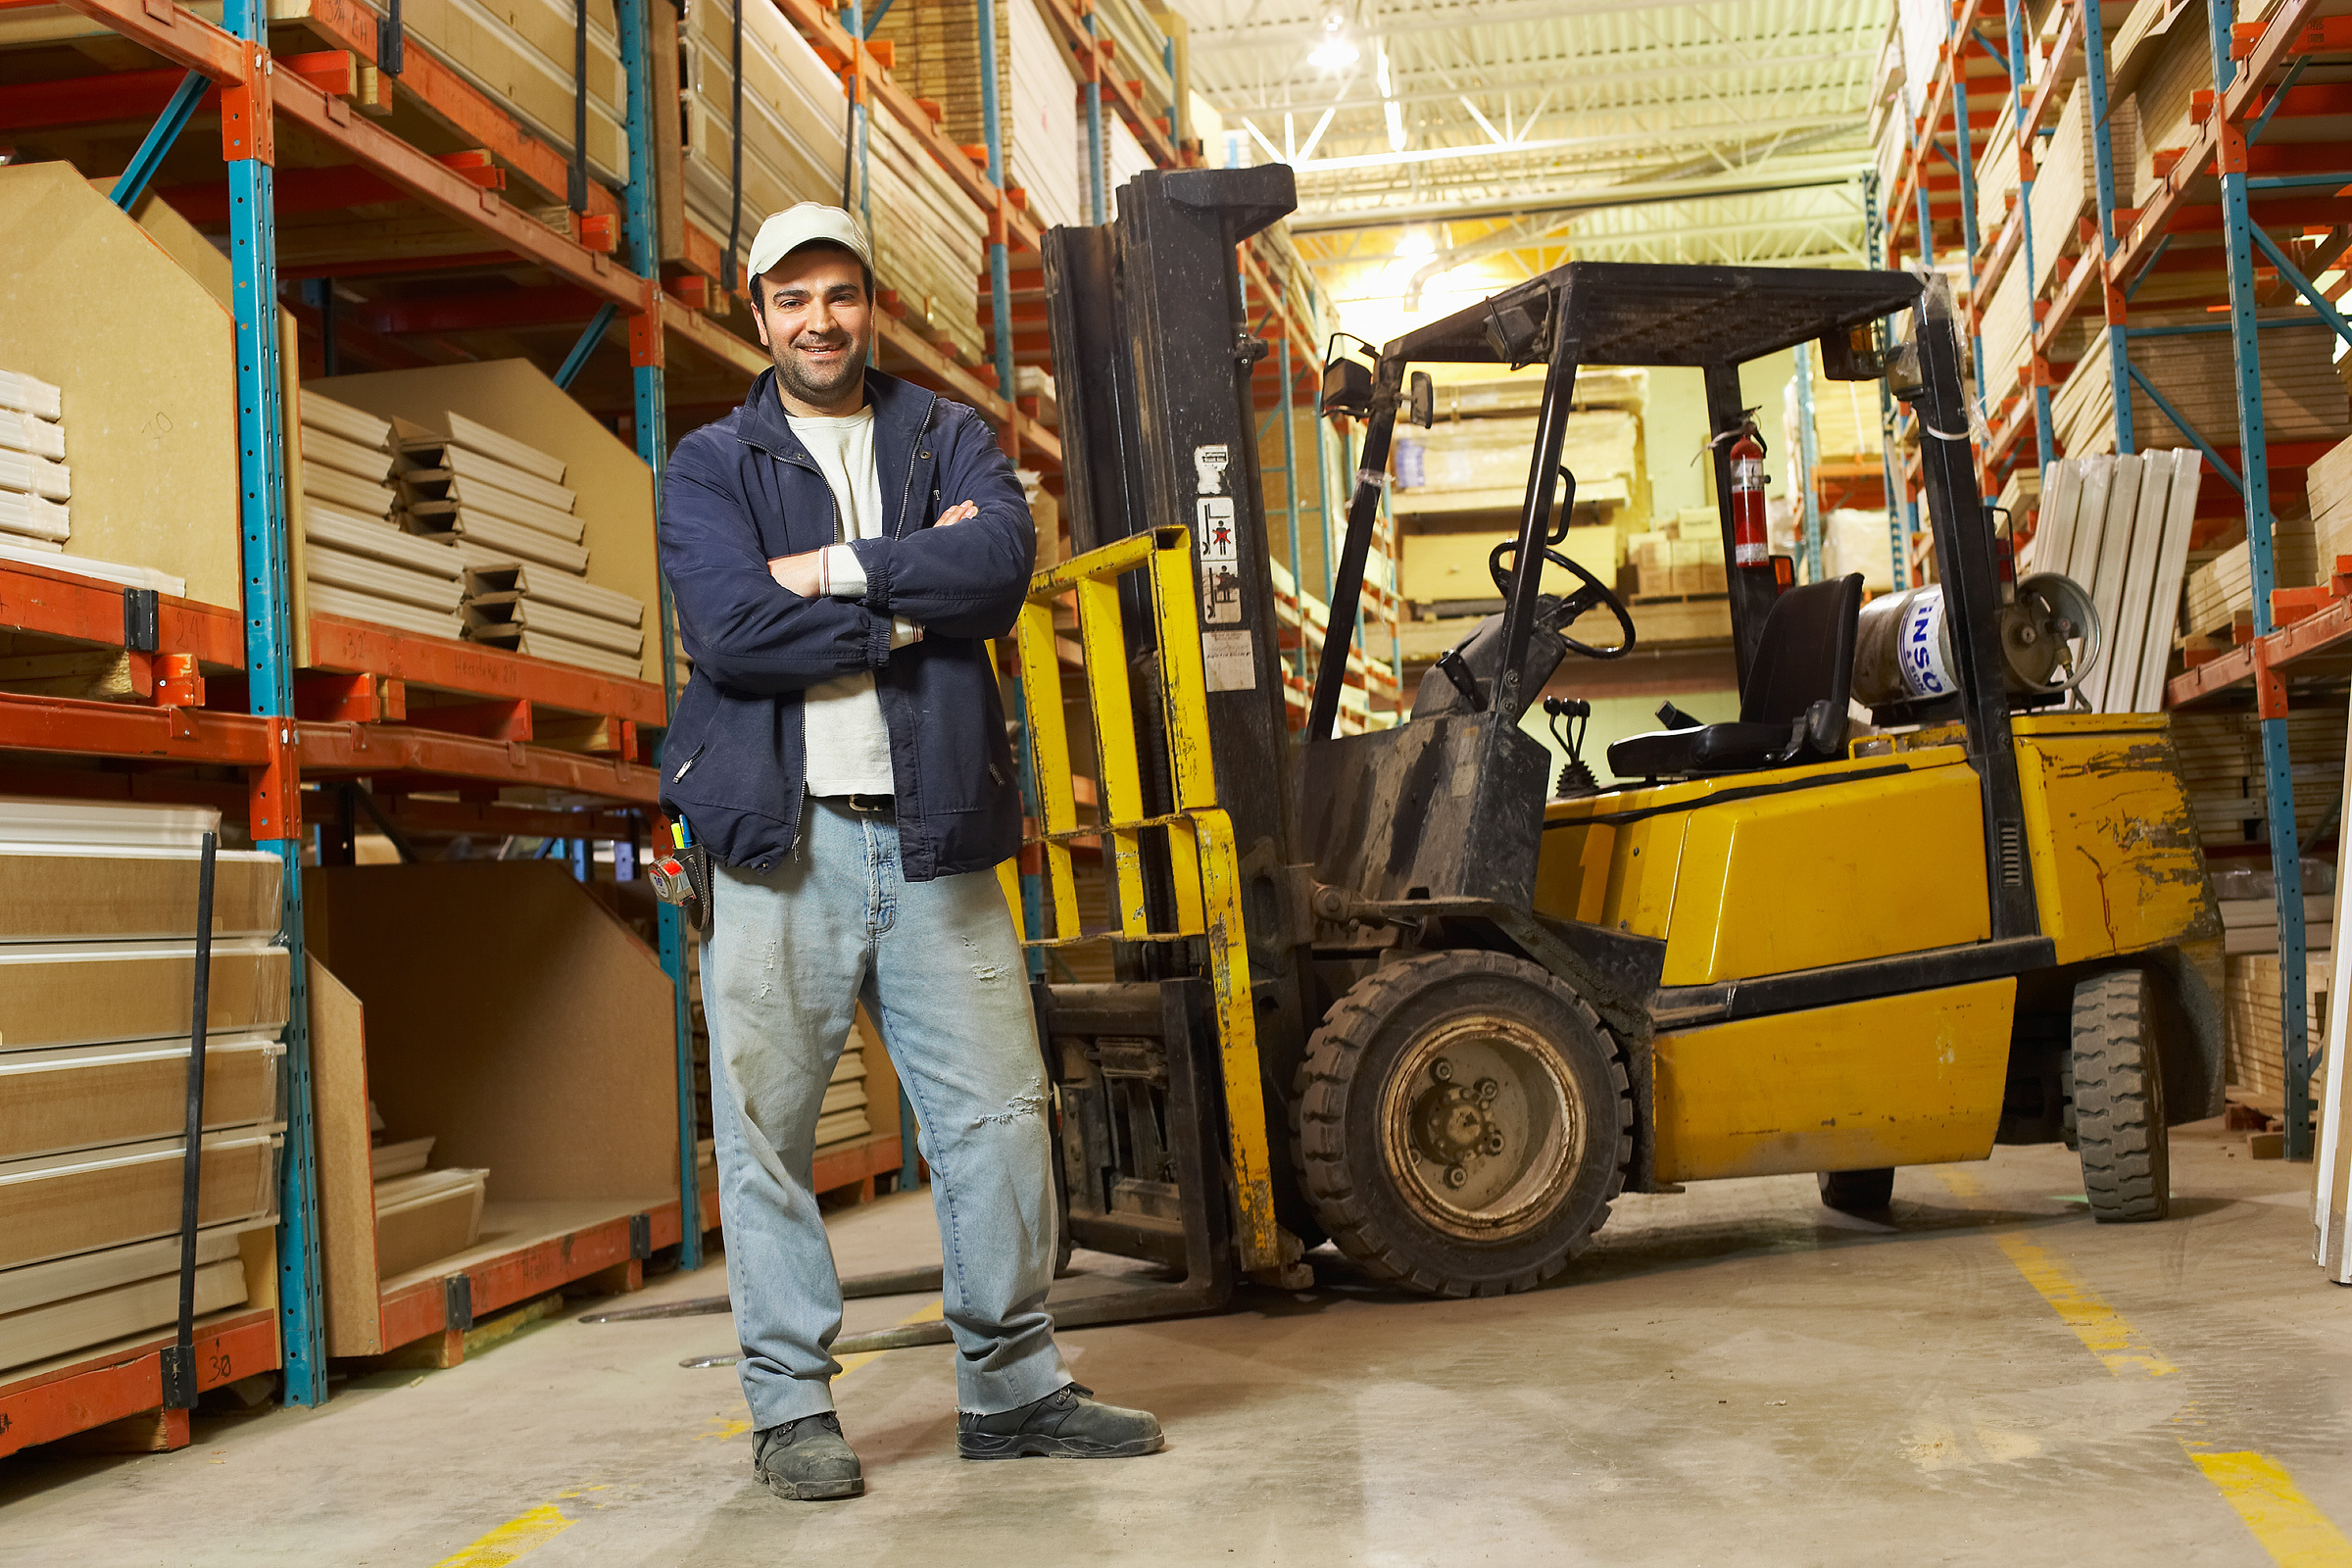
[789,408,897,797]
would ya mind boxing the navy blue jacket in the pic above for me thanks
[657,367,1034,880]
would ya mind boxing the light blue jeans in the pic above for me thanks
[705,798,1070,1426]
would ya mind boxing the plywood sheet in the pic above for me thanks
[304,862,675,1200]
[0,164,239,609]
[308,956,383,1357]
[310,363,659,681]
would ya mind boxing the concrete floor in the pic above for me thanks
[5,1121,2347,1566]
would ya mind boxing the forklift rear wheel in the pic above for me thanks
[1294,951,1632,1298]
[1817,1168,1894,1213]
[2071,969,2171,1222]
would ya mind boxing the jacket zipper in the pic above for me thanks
[892,401,936,539]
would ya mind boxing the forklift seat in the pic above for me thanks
[1605,573,1865,779]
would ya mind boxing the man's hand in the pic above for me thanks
[766,550,824,597]
[935,500,977,527]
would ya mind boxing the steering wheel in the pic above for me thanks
[1487,540,1637,660]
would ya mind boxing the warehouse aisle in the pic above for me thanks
[4,1124,2344,1566]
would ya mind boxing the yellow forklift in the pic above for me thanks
[914,166,2227,1335]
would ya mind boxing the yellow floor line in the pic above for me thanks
[436,1298,947,1563]
[2189,1453,2352,1567]
[1993,1235,2178,1378]
[429,1503,572,1568]
[1967,1176,2351,1565]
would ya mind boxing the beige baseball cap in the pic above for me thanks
[745,202,873,281]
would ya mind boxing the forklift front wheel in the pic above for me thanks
[2071,969,2171,1222]
[1294,951,1633,1298]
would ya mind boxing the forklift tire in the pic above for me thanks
[2071,969,2171,1223]
[1817,1168,1894,1213]
[1294,951,1632,1298]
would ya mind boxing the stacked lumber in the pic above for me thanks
[2173,704,2346,846]
[680,0,851,285]
[2224,950,2329,1101]
[300,390,466,641]
[2309,433,2352,569]
[0,368,68,552]
[394,415,646,677]
[1998,465,2041,540]
[2220,895,2333,956]
[2031,83,2139,298]
[873,0,1084,231]
[867,117,990,365]
[0,798,288,1374]
[379,0,626,187]
[2018,450,2202,710]
[1014,365,1058,427]
[1787,371,1880,461]
[2051,313,2351,457]
[1094,114,1156,214]
[2114,0,2212,210]
[1392,409,1644,517]
[2183,516,2318,637]
[1093,0,1178,129]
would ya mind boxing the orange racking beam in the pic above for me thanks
[0,1309,278,1459]
[304,614,669,726]
[0,691,271,765]
[359,283,607,336]
[0,562,245,667]
[296,719,661,801]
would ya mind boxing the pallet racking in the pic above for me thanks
[0,0,1358,1451]
[1878,0,2352,1156]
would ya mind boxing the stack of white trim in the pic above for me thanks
[0,798,286,1374]
[0,368,68,552]
[867,114,989,365]
[301,391,466,640]
[2018,449,2203,712]
[395,415,645,677]
[2030,83,2139,298]
[1007,0,1083,231]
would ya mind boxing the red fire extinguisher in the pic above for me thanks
[1729,419,1769,568]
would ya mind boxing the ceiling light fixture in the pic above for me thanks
[1308,2,1357,70]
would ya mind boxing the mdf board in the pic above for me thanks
[0,941,290,1051]
[0,164,239,609]
[0,849,280,942]
[303,862,676,1202]
[0,1129,279,1271]
[0,1036,282,1162]
[308,956,388,1356]
[310,364,660,683]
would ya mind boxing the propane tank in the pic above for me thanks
[1729,422,1770,568]
[1852,572,2102,711]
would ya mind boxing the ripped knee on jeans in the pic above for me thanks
[971,1092,1047,1129]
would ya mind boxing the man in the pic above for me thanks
[658,204,1162,1501]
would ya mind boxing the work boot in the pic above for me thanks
[753,1412,863,1500]
[956,1383,1164,1460]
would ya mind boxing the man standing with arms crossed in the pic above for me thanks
[658,204,1162,1501]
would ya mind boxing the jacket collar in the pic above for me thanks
[735,364,935,465]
